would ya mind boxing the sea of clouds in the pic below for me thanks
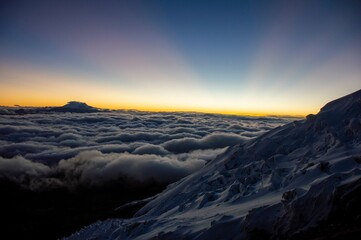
[0,109,293,190]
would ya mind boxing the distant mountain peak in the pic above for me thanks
[63,101,93,110]
[50,101,99,113]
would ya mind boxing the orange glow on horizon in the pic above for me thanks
[0,61,316,117]
[0,95,312,117]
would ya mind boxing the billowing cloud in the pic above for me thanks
[0,142,52,158]
[132,144,170,156]
[58,150,204,186]
[162,133,248,153]
[0,155,50,181]
[0,108,293,190]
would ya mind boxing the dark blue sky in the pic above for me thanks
[1,0,361,115]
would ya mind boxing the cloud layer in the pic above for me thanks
[0,109,292,189]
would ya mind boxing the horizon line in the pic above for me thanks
[0,103,307,118]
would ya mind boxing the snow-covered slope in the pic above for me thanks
[67,90,361,240]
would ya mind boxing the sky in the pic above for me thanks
[0,0,360,116]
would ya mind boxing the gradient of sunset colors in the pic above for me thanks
[1,0,361,116]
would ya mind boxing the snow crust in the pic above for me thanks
[66,90,361,240]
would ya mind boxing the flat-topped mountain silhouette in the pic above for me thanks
[50,101,99,113]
